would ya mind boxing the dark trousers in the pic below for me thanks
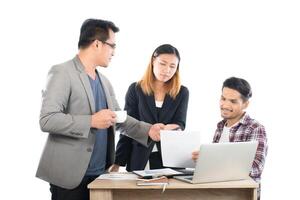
[149,151,163,169]
[50,175,98,200]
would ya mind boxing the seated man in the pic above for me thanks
[192,77,267,200]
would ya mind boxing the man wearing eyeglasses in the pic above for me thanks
[36,18,163,200]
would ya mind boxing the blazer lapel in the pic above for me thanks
[97,70,113,110]
[159,95,174,121]
[145,94,158,122]
[79,73,95,113]
[73,56,95,113]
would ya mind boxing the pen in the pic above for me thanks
[162,183,168,193]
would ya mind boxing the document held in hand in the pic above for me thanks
[160,130,201,168]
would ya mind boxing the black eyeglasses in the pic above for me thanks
[101,40,116,49]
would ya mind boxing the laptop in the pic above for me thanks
[174,141,258,183]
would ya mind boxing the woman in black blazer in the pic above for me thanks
[110,44,189,172]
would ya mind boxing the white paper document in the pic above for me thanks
[160,130,201,168]
[97,172,139,180]
[133,168,183,178]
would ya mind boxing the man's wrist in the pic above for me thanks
[90,114,95,128]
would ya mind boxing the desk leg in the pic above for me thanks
[90,189,112,200]
[252,188,257,200]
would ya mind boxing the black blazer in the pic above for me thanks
[115,82,189,171]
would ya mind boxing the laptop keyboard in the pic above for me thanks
[175,169,194,176]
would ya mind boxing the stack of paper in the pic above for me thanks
[136,176,169,186]
[97,172,139,180]
[133,168,182,178]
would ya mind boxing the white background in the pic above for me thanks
[0,0,299,199]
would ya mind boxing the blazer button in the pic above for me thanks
[87,147,92,152]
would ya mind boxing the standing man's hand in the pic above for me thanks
[148,123,165,141]
[91,109,116,129]
[108,164,120,172]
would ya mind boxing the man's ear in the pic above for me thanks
[243,100,249,110]
[94,40,99,48]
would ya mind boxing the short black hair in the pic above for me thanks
[222,77,252,101]
[78,18,119,49]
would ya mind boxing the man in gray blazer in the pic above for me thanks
[36,19,162,200]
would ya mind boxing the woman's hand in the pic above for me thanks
[164,124,181,130]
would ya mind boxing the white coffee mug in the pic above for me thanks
[114,110,127,123]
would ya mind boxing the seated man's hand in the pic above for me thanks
[148,123,165,141]
[192,150,199,162]
[108,164,120,172]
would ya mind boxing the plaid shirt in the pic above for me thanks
[213,113,268,183]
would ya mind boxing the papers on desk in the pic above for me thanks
[160,130,201,168]
[97,172,139,180]
[137,176,169,186]
[133,168,183,178]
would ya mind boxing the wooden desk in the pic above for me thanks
[88,178,258,200]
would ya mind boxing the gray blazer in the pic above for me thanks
[36,56,151,189]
